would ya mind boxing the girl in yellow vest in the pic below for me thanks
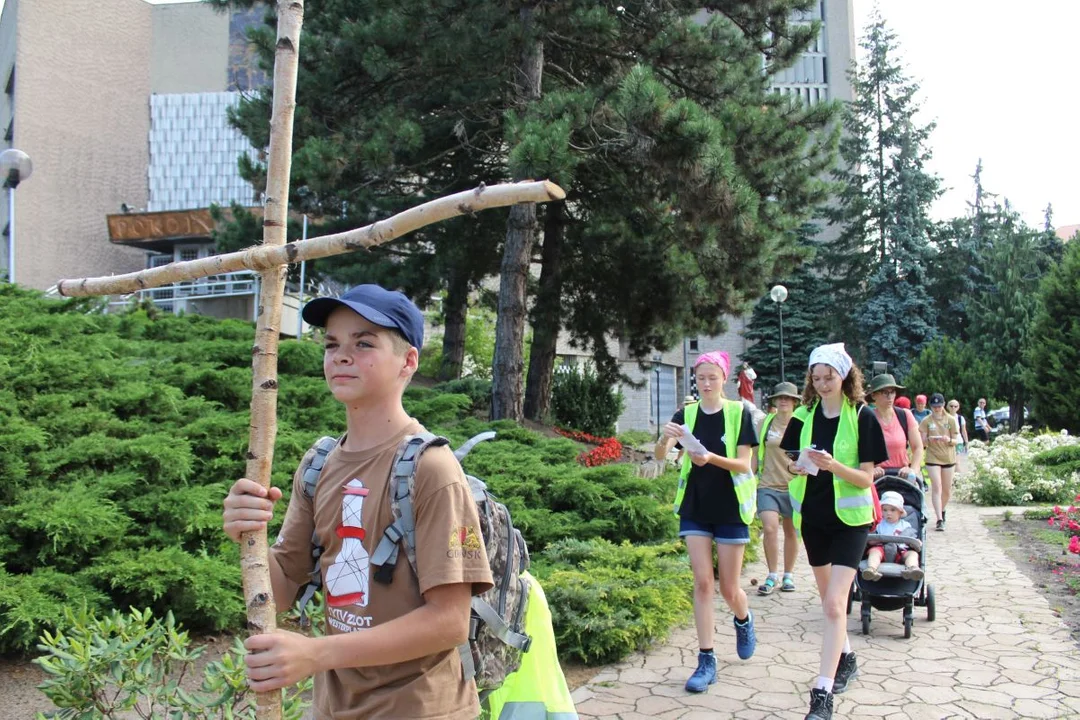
[653,350,759,694]
[778,344,888,720]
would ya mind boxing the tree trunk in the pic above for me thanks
[244,2,304,718]
[1009,394,1025,434]
[439,267,468,381]
[524,203,565,422]
[491,2,543,422]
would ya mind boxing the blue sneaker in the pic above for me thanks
[735,612,757,660]
[684,651,717,693]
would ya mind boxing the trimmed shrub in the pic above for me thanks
[533,539,692,664]
[1034,445,1080,477]
[550,365,624,436]
[434,377,492,414]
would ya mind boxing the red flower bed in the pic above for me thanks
[555,427,624,467]
[1049,495,1080,554]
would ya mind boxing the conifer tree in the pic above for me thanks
[218,0,839,420]
[822,13,940,359]
[742,224,834,390]
[969,202,1045,432]
[1026,232,1080,433]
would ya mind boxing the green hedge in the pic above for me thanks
[0,287,688,662]
[533,539,692,664]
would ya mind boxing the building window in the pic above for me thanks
[4,68,13,97]
[689,339,699,351]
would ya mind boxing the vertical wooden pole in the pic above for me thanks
[239,2,304,718]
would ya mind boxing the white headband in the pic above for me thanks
[808,343,853,380]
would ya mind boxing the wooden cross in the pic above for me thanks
[56,2,564,717]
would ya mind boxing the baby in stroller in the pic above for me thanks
[862,491,923,582]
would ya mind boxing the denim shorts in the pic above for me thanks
[679,517,751,545]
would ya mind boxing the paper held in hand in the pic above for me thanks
[795,449,820,476]
[678,425,709,457]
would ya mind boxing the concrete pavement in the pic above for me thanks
[571,503,1080,719]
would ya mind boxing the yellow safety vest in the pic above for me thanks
[757,413,776,468]
[482,572,578,720]
[788,399,874,532]
[672,400,757,525]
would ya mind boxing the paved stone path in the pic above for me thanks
[571,503,1080,719]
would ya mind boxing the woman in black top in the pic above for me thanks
[654,350,758,693]
[779,344,887,720]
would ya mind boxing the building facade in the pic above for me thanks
[1,0,151,289]
[0,0,314,330]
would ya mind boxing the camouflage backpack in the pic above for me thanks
[297,430,532,699]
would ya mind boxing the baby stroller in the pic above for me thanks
[846,473,936,638]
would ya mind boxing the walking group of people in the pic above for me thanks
[654,343,978,719]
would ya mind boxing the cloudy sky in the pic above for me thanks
[3,0,1076,228]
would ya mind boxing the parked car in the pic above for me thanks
[988,406,1030,433]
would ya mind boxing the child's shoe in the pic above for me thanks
[861,566,882,581]
[901,565,924,581]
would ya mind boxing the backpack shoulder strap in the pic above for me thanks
[896,407,914,440]
[300,435,341,500]
[371,432,450,585]
[295,434,341,627]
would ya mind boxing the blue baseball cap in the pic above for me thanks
[302,284,424,350]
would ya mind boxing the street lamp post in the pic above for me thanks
[1,149,33,284]
[770,284,789,382]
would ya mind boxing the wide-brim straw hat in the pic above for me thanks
[768,381,801,402]
[868,373,905,395]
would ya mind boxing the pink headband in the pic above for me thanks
[693,350,730,379]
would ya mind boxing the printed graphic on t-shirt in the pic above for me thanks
[448,525,483,560]
[324,479,371,610]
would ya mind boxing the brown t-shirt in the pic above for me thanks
[756,414,794,489]
[270,420,494,720]
[920,414,959,466]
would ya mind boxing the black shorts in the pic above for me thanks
[801,523,870,569]
[926,463,956,469]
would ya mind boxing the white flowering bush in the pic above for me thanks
[958,429,1080,506]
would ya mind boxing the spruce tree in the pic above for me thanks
[822,13,940,358]
[1025,231,1080,433]
[969,203,1045,432]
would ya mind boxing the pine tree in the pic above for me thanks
[218,0,838,420]
[216,0,513,381]
[518,1,838,413]
[822,13,940,358]
[1025,233,1080,433]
